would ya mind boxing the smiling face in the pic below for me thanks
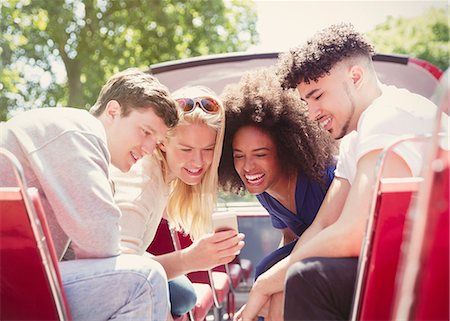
[297,64,358,140]
[163,122,217,185]
[106,102,169,172]
[232,125,284,195]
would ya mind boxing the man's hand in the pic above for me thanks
[267,292,284,321]
[233,291,284,321]
[233,279,271,320]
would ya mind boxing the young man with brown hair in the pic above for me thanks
[1,68,179,320]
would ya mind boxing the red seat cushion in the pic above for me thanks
[191,283,214,321]
[213,263,243,288]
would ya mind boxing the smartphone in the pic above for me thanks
[212,211,238,232]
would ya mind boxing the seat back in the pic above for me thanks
[352,81,449,320]
[358,187,415,320]
[392,76,449,321]
[173,224,236,319]
[412,158,449,320]
[147,219,215,321]
[350,135,428,321]
[0,148,71,320]
[392,148,450,321]
[147,218,177,255]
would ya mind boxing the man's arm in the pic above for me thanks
[238,149,412,319]
[236,176,349,319]
[259,149,412,293]
[294,176,350,248]
[34,132,121,259]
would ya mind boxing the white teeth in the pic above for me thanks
[320,116,331,128]
[245,173,264,181]
[186,168,201,174]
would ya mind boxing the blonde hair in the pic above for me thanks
[156,86,225,240]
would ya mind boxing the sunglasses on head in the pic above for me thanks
[176,97,220,114]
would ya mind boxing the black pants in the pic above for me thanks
[284,257,358,321]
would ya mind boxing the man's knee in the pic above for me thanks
[115,254,169,296]
[286,258,322,289]
[133,255,168,290]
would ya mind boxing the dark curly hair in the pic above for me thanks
[218,67,337,194]
[277,23,375,89]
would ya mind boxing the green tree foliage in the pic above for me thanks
[368,7,449,72]
[0,0,258,120]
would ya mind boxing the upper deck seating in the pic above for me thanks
[355,180,418,320]
[0,148,71,321]
[147,219,216,321]
[391,140,449,321]
[350,135,430,321]
[351,86,449,320]
[391,74,449,321]
[409,150,449,320]
[176,228,238,318]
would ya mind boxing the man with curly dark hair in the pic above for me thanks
[235,23,445,321]
[218,67,336,320]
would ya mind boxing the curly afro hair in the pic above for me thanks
[218,67,337,195]
[277,23,375,89]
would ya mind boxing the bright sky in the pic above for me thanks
[248,0,448,52]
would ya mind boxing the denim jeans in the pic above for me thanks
[168,275,197,316]
[60,254,169,321]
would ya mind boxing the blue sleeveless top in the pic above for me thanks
[256,165,335,237]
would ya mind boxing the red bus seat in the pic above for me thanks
[392,78,449,320]
[353,82,449,320]
[213,262,243,289]
[358,186,415,320]
[176,229,234,318]
[0,149,71,320]
[413,160,449,320]
[190,283,214,321]
[232,256,253,284]
[350,135,427,321]
[392,148,449,321]
[147,219,215,321]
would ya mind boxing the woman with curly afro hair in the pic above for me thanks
[218,67,336,320]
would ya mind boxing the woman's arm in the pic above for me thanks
[153,230,245,279]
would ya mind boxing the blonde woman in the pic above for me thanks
[111,86,245,318]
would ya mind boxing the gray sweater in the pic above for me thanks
[0,107,120,259]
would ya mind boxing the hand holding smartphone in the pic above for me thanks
[212,211,238,232]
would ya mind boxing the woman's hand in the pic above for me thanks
[184,230,245,271]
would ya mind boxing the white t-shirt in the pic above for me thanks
[335,84,448,184]
[111,155,169,255]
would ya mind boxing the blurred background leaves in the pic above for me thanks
[0,0,258,120]
[368,7,449,71]
[0,1,448,121]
